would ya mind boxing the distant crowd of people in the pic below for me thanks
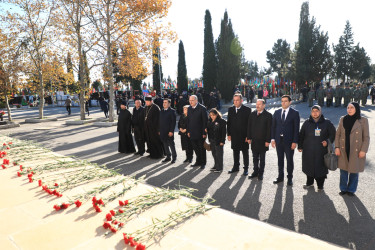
[116,91,370,196]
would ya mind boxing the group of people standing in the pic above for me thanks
[117,92,370,196]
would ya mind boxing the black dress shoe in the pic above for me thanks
[339,191,347,195]
[248,173,258,179]
[162,157,171,162]
[243,171,248,176]
[191,163,200,167]
[257,175,263,181]
[228,169,239,174]
[287,179,293,186]
[213,169,222,173]
[273,179,283,184]
[210,167,217,171]
[183,158,189,163]
[188,159,192,163]
[347,192,355,197]
[200,165,205,169]
[171,159,176,164]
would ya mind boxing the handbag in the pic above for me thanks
[203,139,211,151]
[324,139,338,171]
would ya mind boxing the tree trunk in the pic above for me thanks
[38,70,44,119]
[5,95,12,121]
[106,4,115,123]
[78,34,86,120]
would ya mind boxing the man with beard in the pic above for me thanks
[144,97,164,159]
[227,93,251,176]
[117,101,136,154]
[132,99,145,156]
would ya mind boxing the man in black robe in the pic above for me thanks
[159,98,177,163]
[117,101,136,153]
[132,99,145,156]
[144,97,164,159]
[227,93,251,175]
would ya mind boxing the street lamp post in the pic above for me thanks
[277,61,292,94]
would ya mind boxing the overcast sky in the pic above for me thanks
[148,0,375,83]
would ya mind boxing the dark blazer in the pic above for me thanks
[207,117,227,146]
[227,105,251,150]
[247,110,272,152]
[159,107,176,140]
[187,103,208,140]
[271,107,300,145]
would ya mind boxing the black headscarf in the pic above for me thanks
[343,102,361,160]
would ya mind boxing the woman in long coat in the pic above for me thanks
[298,105,336,190]
[117,101,136,154]
[178,105,193,163]
[335,102,370,196]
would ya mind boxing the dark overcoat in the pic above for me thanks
[178,115,190,150]
[247,110,272,152]
[132,106,145,141]
[298,115,336,178]
[207,117,227,145]
[227,105,251,150]
[187,103,208,140]
[159,107,176,141]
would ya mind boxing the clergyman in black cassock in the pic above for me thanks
[159,99,177,163]
[117,102,136,153]
[144,97,164,159]
[132,99,145,155]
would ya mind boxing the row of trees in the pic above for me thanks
[0,0,175,122]
[266,1,373,89]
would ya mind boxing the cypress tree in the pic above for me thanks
[202,9,217,92]
[177,40,188,93]
[216,10,242,101]
[152,38,163,94]
[333,21,354,82]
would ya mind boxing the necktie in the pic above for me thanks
[282,110,286,122]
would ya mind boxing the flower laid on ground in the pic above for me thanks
[53,203,70,211]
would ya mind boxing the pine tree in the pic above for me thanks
[152,38,163,93]
[202,9,217,92]
[177,40,188,93]
[334,21,355,82]
[216,10,242,101]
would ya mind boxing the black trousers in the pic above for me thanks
[326,98,333,107]
[134,127,145,154]
[306,175,326,188]
[191,138,206,165]
[276,137,295,180]
[66,106,71,115]
[210,140,223,171]
[233,148,249,170]
[252,151,266,176]
[161,138,177,159]
[372,95,375,104]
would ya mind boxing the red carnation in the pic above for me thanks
[54,183,59,187]
[28,177,33,183]
[106,213,112,221]
[119,200,124,206]
[3,143,6,146]
[53,205,61,211]
[124,200,129,205]
[113,220,118,225]
[119,222,124,227]
[110,210,115,216]
[17,172,21,177]
[98,199,104,205]
[19,165,23,170]
[8,142,12,145]
[129,237,136,247]
[111,227,117,233]
[118,209,124,214]
[27,173,33,178]
[94,205,102,212]
[124,235,130,244]
[2,165,7,169]
[74,200,82,207]
[38,180,42,186]
[136,243,146,250]
[103,222,111,229]
[61,203,70,209]
[13,162,17,166]
[52,190,57,195]
[92,196,97,203]
[6,147,9,150]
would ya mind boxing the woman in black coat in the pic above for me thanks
[178,105,193,163]
[298,105,335,190]
[207,108,226,173]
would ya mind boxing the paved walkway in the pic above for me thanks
[2,99,375,249]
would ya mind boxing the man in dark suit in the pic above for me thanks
[227,93,251,175]
[247,99,272,180]
[271,95,300,186]
[187,95,208,169]
[159,98,177,163]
